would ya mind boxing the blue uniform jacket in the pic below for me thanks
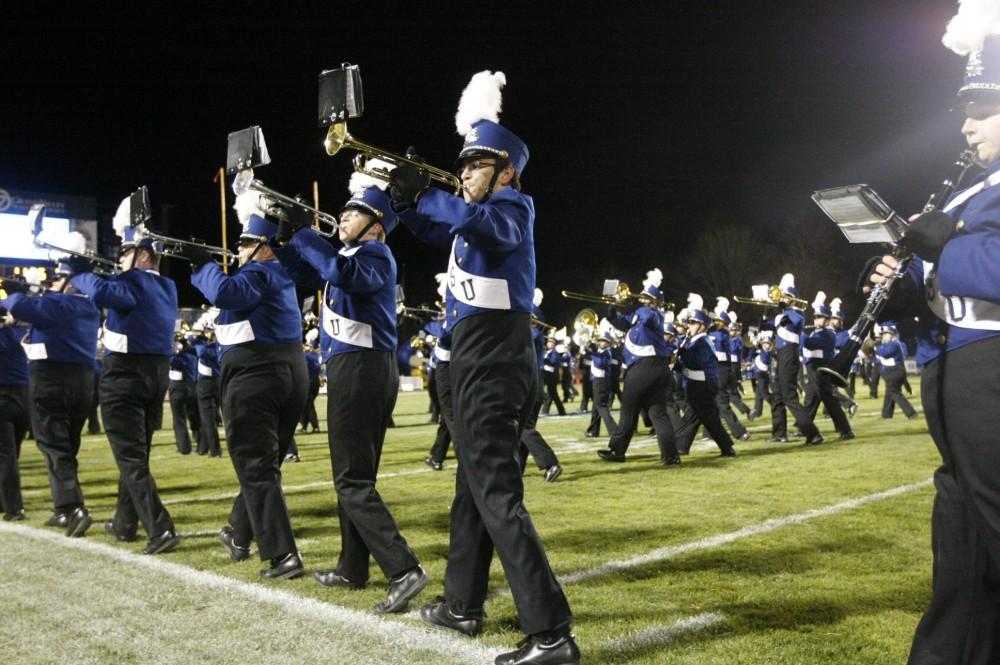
[4,292,99,366]
[875,340,907,368]
[613,306,668,366]
[72,269,177,356]
[400,187,535,328]
[304,349,321,380]
[803,327,837,365]
[591,347,612,379]
[707,329,731,365]
[678,332,719,382]
[195,341,221,378]
[191,260,302,358]
[169,346,198,382]
[0,326,28,385]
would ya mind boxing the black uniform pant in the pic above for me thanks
[101,354,173,539]
[327,351,417,582]
[579,373,593,412]
[868,363,880,398]
[428,361,453,464]
[300,375,321,431]
[881,365,917,419]
[727,366,751,416]
[87,367,101,434]
[753,373,772,416]
[169,380,199,454]
[196,376,221,456]
[908,336,1000,665]
[541,369,565,415]
[222,343,306,561]
[772,346,820,440]
[586,376,618,437]
[445,312,571,636]
[803,363,852,435]
[606,356,679,460]
[0,384,29,515]
[716,366,748,438]
[519,372,558,471]
[676,380,737,454]
[30,362,93,513]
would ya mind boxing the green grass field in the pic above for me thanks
[0,383,940,664]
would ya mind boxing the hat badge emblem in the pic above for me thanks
[465,128,479,143]
[967,50,985,78]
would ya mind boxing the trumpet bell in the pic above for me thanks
[324,122,349,156]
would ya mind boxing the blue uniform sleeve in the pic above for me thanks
[937,222,1000,302]
[6,293,63,327]
[191,262,268,310]
[398,208,453,250]
[71,273,137,310]
[273,243,324,292]
[291,229,390,294]
[415,188,530,252]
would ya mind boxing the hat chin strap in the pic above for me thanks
[347,217,380,246]
[477,160,509,204]
[241,240,266,268]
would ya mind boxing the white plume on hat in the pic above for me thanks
[112,195,131,239]
[62,231,87,256]
[687,293,704,311]
[714,296,730,316]
[305,328,319,345]
[728,310,738,324]
[553,327,567,342]
[830,297,843,314]
[643,268,663,290]
[677,307,690,322]
[812,291,827,309]
[455,71,506,136]
[533,288,544,307]
[663,310,675,324]
[943,0,1000,55]
[234,190,268,226]
[598,317,614,337]
[348,159,393,194]
[435,272,448,299]
[779,273,795,292]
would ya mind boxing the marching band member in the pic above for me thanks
[541,335,567,416]
[873,8,1000,659]
[673,297,737,457]
[424,275,452,471]
[389,71,579,664]
[4,255,100,535]
[168,333,200,455]
[765,273,823,446]
[585,325,619,438]
[274,168,428,611]
[69,199,179,554]
[596,269,682,466]
[193,321,222,457]
[873,323,917,420]
[726,316,754,420]
[300,328,322,435]
[186,193,309,579]
[801,293,854,440]
[708,298,750,441]
[829,298,861,407]
[750,333,780,438]
[0,294,30,522]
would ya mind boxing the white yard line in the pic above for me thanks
[558,478,933,585]
[0,521,499,665]
[604,612,726,655]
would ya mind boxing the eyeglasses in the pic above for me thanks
[457,160,496,176]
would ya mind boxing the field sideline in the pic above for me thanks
[0,384,940,664]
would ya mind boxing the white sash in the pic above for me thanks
[215,320,255,346]
[683,368,706,381]
[169,370,184,381]
[754,356,769,372]
[433,345,451,362]
[777,327,799,344]
[446,239,511,310]
[803,348,824,359]
[878,356,897,367]
[923,261,1000,331]
[197,361,214,377]
[21,338,47,360]
[103,325,128,353]
[591,366,606,378]
[625,334,655,358]
[322,302,373,349]
[942,170,1000,213]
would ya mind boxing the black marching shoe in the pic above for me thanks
[739,432,751,442]
[805,433,825,446]
[597,449,625,463]
[747,410,758,422]
[143,529,180,555]
[260,552,304,580]
[495,633,581,665]
[65,506,93,538]
[658,456,682,467]
[219,526,251,561]
[839,432,856,441]
[583,432,597,438]
[767,436,788,443]
[419,599,485,637]
[2,509,25,522]
[45,512,69,528]
[104,519,137,542]
[720,448,737,457]
[848,402,859,418]
[424,457,443,471]
[544,464,562,482]
[376,565,428,613]
[314,569,366,589]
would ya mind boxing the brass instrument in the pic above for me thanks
[572,308,599,345]
[531,314,557,332]
[135,225,236,266]
[29,204,119,276]
[732,285,808,309]
[231,169,341,237]
[562,281,634,306]
[324,121,463,196]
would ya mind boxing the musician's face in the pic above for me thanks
[458,158,514,203]
[338,209,381,244]
[962,101,1000,166]
[237,242,258,266]
[118,248,135,272]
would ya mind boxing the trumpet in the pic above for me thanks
[531,314,557,332]
[232,169,341,237]
[135,225,236,265]
[28,204,119,276]
[324,121,463,196]
[562,281,635,306]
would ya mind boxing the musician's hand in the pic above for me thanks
[389,164,431,212]
[65,256,95,275]
[898,210,956,262]
[861,255,898,294]
[178,244,214,269]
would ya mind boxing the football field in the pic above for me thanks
[0,384,939,664]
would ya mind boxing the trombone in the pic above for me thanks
[733,284,808,309]
[324,121,463,196]
[531,314,557,332]
[232,169,341,237]
[561,281,635,306]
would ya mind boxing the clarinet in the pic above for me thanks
[819,149,978,388]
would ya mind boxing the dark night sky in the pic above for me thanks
[1,2,970,329]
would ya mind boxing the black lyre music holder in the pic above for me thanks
[226,126,272,176]
[318,63,365,126]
